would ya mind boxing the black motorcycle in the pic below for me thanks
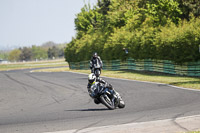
[91,64,101,78]
[89,82,125,110]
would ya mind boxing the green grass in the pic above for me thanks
[183,131,200,133]
[33,67,200,90]
[0,59,68,71]
[33,67,70,72]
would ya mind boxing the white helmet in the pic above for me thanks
[88,73,96,84]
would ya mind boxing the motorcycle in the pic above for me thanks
[89,82,125,110]
[91,64,101,78]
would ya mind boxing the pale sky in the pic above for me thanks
[0,0,97,50]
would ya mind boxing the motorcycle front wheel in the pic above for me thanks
[118,100,125,108]
[94,69,100,77]
[100,94,115,110]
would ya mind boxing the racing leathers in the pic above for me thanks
[90,56,103,74]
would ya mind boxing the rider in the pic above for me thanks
[90,52,103,77]
[87,73,121,104]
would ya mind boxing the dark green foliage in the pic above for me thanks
[97,0,111,15]
[65,0,200,64]
[156,18,200,63]
[48,46,60,59]
[176,0,200,20]
[20,47,32,61]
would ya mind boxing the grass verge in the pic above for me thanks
[33,67,200,90]
[185,131,200,133]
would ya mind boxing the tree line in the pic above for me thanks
[0,41,66,62]
[65,0,200,64]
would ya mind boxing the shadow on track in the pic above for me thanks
[65,108,109,112]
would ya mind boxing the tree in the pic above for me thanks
[65,0,200,64]
[0,51,9,60]
[58,48,64,58]
[48,46,59,59]
[8,49,21,62]
[97,0,111,15]
[41,41,57,49]
[75,4,104,38]
[31,45,47,60]
[144,0,182,26]
[19,47,32,61]
[176,0,200,20]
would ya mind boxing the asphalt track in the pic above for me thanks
[0,69,200,133]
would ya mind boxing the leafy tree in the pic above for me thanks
[155,18,200,63]
[176,0,200,20]
[48,46,59,59]
[97,0,111,15]
[65,0,200,64]
[108,0,132,28]
[64,38,77,62]
[8,49,21,62]
[19,47,32,61]
[75,5,100,36]
[74,3,113,37]
[31,45,48,60]
[0,51,9,60]
[41,41,58,49]
[58,48,64,58]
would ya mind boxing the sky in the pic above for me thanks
[0,0,97,50]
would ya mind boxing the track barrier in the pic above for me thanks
[68,59,200,77]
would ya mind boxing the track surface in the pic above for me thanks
[0,69,200,133]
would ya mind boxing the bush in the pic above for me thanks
[155,18,200,63]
